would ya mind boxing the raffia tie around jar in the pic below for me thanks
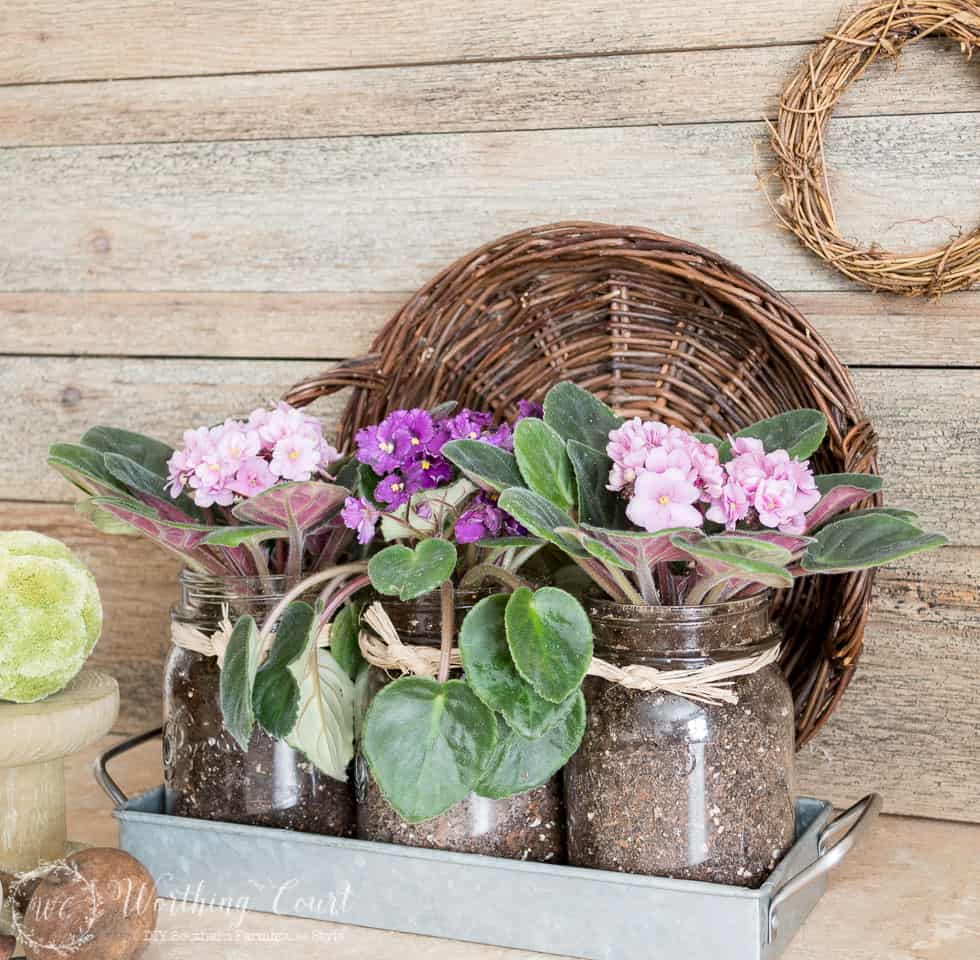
[358,603,779,706]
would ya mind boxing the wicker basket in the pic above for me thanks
[285,222,879,746]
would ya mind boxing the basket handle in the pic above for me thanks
[94,727,163,806]
[768,793,881,943]
[282,354,386,409]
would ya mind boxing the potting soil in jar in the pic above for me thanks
[565,595,795,887]
[164,571,354,836]
[355,593,566,863]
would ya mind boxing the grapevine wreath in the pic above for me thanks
[767,0,980,297]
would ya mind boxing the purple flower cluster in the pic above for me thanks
[454,491,526,544]
[165,402,339,508]
[607,419,819,535]
[342,402,542,545]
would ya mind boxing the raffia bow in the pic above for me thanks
[358,603,779,706]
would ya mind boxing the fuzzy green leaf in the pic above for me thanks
[542,382,622,452]
[330,602,365,679]
[285,637,355,782]
[442,439,525,493]
[671,532,794,586]
[202,525,287,547]
[252,601,314,738]
[102,451,206,522]
[719,409,828,461]
[566,439,625,528]
[505,587,593,704]
[367,540,458,601]
[805,473,884,531]
[219,615,262,751]
[475,691,586,800]
[362,677,498,822]
[80,426,174,478]
[48,443,130,499]
[497,488,586,556]
[459,594,576,737]
[512,418,576,512]
[802,514,947,573]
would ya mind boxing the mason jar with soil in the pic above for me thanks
[164,570,354,836]
[564,593,795,887]
[356,590,565,863]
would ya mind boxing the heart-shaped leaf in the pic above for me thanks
[475,691,586,800]
[719,409,828,461]
[330,602,365,679]
[805,473,883,531]
[566,439,625,528]
[368,539,458,600]
[442,439,524,493]
[459,595,575,737]
[543,381,622,452]
[219,615,262,751]
[513,418,576,512]
[252,601,314,738]
[286,634,355,782]
[362,677,498,822]
[81,426,175,478]
[802,514,947,573]
[497,488,586,556]
[505,587,593,704]
[232,480,349,532]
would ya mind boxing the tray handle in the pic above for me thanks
[768,793,882,943]
[94,727,163,806]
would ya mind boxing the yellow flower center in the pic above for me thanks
[380,440,394,453]
[658,495,670,505]
[468,431,478,439]
[289,450,299,460]
[410,437,420,446]
[421,459,431,470]
[392,482,403,492]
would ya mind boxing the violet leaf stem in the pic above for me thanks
[316,574,371,641]
[458,564,527,592]
[258,562,369,646]
[438,579,456,684]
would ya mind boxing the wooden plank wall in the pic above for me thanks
[1,1,977,823]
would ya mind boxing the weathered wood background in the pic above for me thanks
[0,1,977,823]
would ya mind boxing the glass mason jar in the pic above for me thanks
[164,570,355,835]
[355,590,566,863]
[565,594,795,887]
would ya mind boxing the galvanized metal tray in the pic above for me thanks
[97,731,880,960]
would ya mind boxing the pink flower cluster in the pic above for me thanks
[166,402,339,508]
[607,421,819,535]
[607,419,725,532]
[705,437,820,535]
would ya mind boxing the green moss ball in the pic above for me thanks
[0,531,103,703]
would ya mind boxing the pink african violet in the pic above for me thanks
[627,469,703,532]
[166,402,339,508]
[608,418,818,535]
